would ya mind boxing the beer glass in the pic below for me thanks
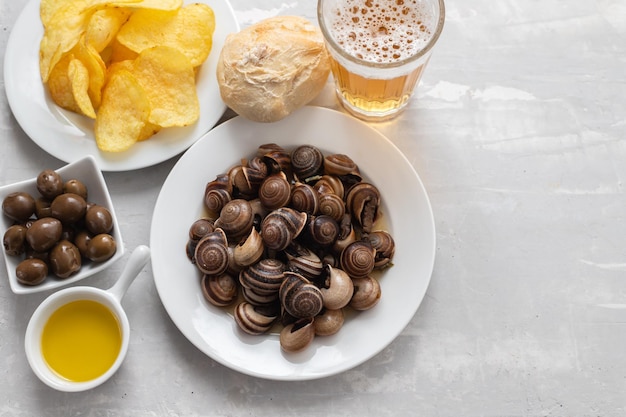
[318,0,445,122]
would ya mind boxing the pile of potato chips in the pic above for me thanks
[39,0,215,152]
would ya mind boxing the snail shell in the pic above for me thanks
[247,156,269,179]
[188,218,215,241]
[350,276,381,310]
[290,182,319,215]
[280,317,315,353]
[313,175,344,197]
[228,165,256,199]
[340,240,376,279]
[285,243,324,285]
[234,302,278,335]
[242,286,279,306]
[279,272,324,319]
[260,207,307,252]
[365,230,396,268]
[239,258,287,294]
[204,188,232,220]
[318,193,345,222]
[314,308,344,336]
[291,145,324,182]
[233,227,264,268]
[333,213,356,254]
[324,153,358,177]
[257,143,285,158]
[201,273,238,307]
[345,182,381,234]
[320,265,354,310]
[214,198,254,242]
[194,229,229,276]
[259,172,291,210]
[306,214,339,247]
[204,174,232,218]
[261,145,291,174]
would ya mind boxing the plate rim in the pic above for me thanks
[150,106,436,380]
[3,0,240,172]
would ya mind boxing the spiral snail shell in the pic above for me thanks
[320,265,354,310]
[318,192,345,222]
[285,243,325,284]
[290,182,319,215]
[201,273,238,307]
[365,230,396,269]
[313,308,344,337]
[204,174,232,219]
[259,172,291,210]
[260,207,307,251]
[214,198,254,242]
[340,240,376,279]
[291,144,325,182]
[305,214,339,248]
[232,227,264,268]
[313,175,344,198]
[324,153,358,177]
[239,258,287,295]
[194,229,229,276]
[279,272,324,319]
[280,317,315,353]
[350,276,381,310]
[261,144,291,174]
[234,302,278,335]
[345,182,381,234]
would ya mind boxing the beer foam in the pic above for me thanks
[330,0,434,64]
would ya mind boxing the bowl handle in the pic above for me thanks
[107,245,151,302]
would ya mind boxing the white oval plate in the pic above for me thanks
[150,106,436,380]
[3,0,239,172]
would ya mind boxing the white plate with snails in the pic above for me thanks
[150,106,436,380]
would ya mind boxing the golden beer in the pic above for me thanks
[318,0,445,121]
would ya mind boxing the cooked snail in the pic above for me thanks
[201,273,238,307]
[234,302,278,335]
[350,276,381,310]
[291,145,324,182]
[279,272,324,319]
[280,317,315,353]
[214,198,254,242]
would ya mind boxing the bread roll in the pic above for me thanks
[216,16,330,123]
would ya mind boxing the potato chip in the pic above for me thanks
[107,38,139,64]
[68,58,97,119]
[116,3,215,67]
[40,0,139,28]
[39,4,91,82]
[72,37,107,110]
[95,69,151,152]
[85,8,132,53]
[137,122,161,141]
[39,0,177,81]
[130,45,199,127]
[47,53,78,111]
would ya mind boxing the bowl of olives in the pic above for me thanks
[1,155,124,294]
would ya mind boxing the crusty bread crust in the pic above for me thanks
[216,16,330,123]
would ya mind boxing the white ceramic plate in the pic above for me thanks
[3,0,239,172]
[0,156,125,295]
[150,106,436,380]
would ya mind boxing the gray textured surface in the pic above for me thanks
[1,0,626,415]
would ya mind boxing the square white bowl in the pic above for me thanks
[0,155,125,294]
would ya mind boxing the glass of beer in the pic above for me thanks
[318,0,445,122]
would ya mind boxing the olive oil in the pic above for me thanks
[41,300,122,382]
